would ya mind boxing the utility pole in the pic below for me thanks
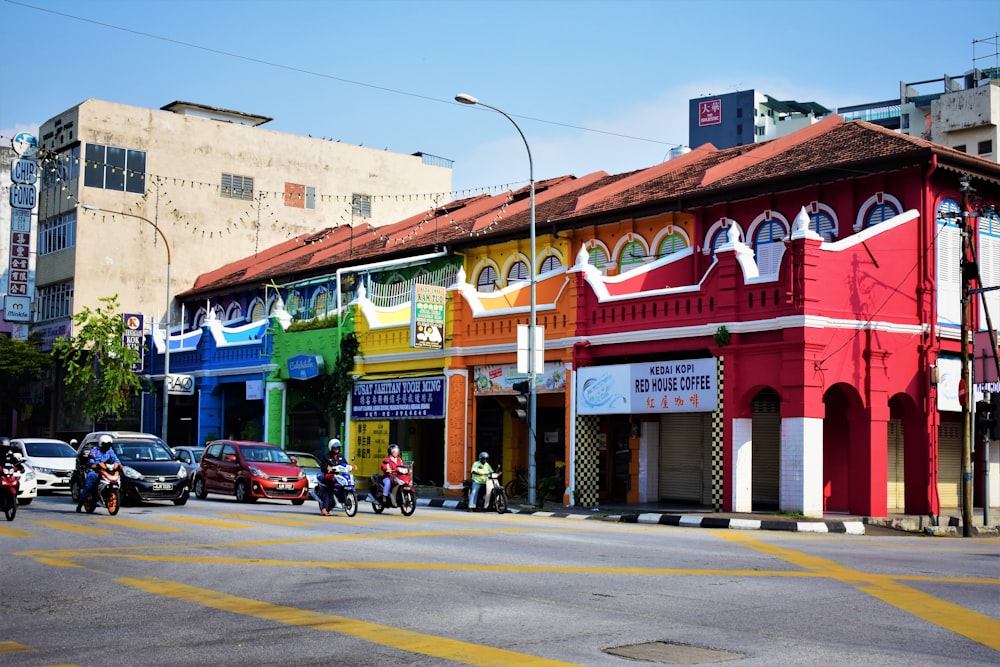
[959,177,975,537]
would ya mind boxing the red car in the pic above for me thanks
[193,440,308,504]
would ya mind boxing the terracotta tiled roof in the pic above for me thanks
[180,117,1000,299]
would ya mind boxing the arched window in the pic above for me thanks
[192,308,207,329]
[540,255,561,272]
[710,228,729,255]
[312,288,329,317]
[507,260,528,283]
[618,240,646,272]
[936,198,962,329]
[749,213,788,277]
[855,192,903,231]
[225,302,243,323]
[285,291,304,317]
[249,298,265,321]
[978,208,1000,333]
[806,202,838,241]
[657,232,687,257]
[212,304,226,321]
[588,245,609,274]
[476,266,497,292]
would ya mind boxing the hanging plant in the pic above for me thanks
[713,325,731,347]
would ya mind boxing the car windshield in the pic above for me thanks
[115,439,175,462]
[294,454,321,468]
[25,441,76,458]
[240,446,293,464]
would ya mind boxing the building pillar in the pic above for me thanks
[444,369,468,493]
[265,380,286,447]
[732,417,753,512]
[781,416,824,517]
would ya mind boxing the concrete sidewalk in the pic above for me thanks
[415,488,1000,536]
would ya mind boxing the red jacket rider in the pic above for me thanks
[380,444,404,500]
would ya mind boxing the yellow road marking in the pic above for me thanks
[96,518,185,532]
[30,520,113,535]
[0,525,33,538]
[0,640,32,653]
[122,576,578,666]
[719,531,1000,652]
[218,513,322,527]
[160,516,253,530]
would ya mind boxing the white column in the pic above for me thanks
[732,417,753,512]
[781,416,824,517]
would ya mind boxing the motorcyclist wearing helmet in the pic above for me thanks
[0,437,17,466]
[318,438,352,516]
[77,435,121,513]
[380,444,404,504]
[468,451,494,512]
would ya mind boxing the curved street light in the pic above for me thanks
[80,204,172,445]
[455,93,540,506]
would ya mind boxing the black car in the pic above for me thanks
[71,431,190,506]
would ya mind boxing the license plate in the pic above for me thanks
[276,483,292,490]
[152,483,172,490]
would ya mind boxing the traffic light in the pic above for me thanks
[512,380,530,423]
[991,392,1000,440]
[977,394,999,441]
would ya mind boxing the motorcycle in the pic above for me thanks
[366,463,416,516]
[1,459,21,521]
[462,468,508,514]
[81,462,122,515]
[313,464,358,517]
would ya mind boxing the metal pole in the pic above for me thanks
[455,94,540,505]
[80,205,171,444]
[960,178,973,537]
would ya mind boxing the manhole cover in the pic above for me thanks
[604,640,743,664]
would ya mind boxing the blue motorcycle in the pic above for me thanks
[313,464,358,517]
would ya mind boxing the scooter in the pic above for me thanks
[366,464,416,516]
[81,462,122,516]
[313,464,358,517]
[462,469,508,514]
[1,459,21,521]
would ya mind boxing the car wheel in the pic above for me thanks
[173,491,189,506]
[235,479,251,503]
[291,498,305,506]
[193,477,207,500]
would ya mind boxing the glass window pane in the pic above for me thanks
[105,146,126,191]
[84,144,104,188]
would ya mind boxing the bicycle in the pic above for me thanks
[504,466,529,499]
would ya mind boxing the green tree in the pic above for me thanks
[53,295,143,424]
[0,332,51,423]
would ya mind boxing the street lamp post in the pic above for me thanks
[455,93,541,506]
[81,204,171,444]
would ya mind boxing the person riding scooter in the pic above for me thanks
[468,451,493,512]
[77,435,121,513]
[381,444,404,504]
[319,438,353,516]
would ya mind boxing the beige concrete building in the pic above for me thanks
[32,98,453,345]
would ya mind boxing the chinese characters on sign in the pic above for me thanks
[351,376,445,420]
[411,283,445,350]
[5,133,38,324]
[577,358,718,415]
[698,99,722,127]
[122,313,145,371]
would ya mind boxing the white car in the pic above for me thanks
[7,460,37,505]
[10,438,76,495]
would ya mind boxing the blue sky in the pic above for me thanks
[2,0,998,195]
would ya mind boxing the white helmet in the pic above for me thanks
[98,434,113,449]
[328,438,341,452]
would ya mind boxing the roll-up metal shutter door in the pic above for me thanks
[887,419,904,511]
[659,413,705,502]
[752,397,781,507]
[937,423,962,509]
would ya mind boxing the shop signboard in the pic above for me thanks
[411,283,445,350]
[577,358,718,415]
[351,376,445,419]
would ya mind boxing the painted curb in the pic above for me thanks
[417,498,866,534]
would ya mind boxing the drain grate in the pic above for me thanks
[604,640,743,664]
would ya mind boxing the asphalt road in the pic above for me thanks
[2,493,998,666]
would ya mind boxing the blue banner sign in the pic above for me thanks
[352,376,445,420]
[287,354,323,380]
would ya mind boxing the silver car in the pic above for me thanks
[173,446,205,480]
[10,438,75,495]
